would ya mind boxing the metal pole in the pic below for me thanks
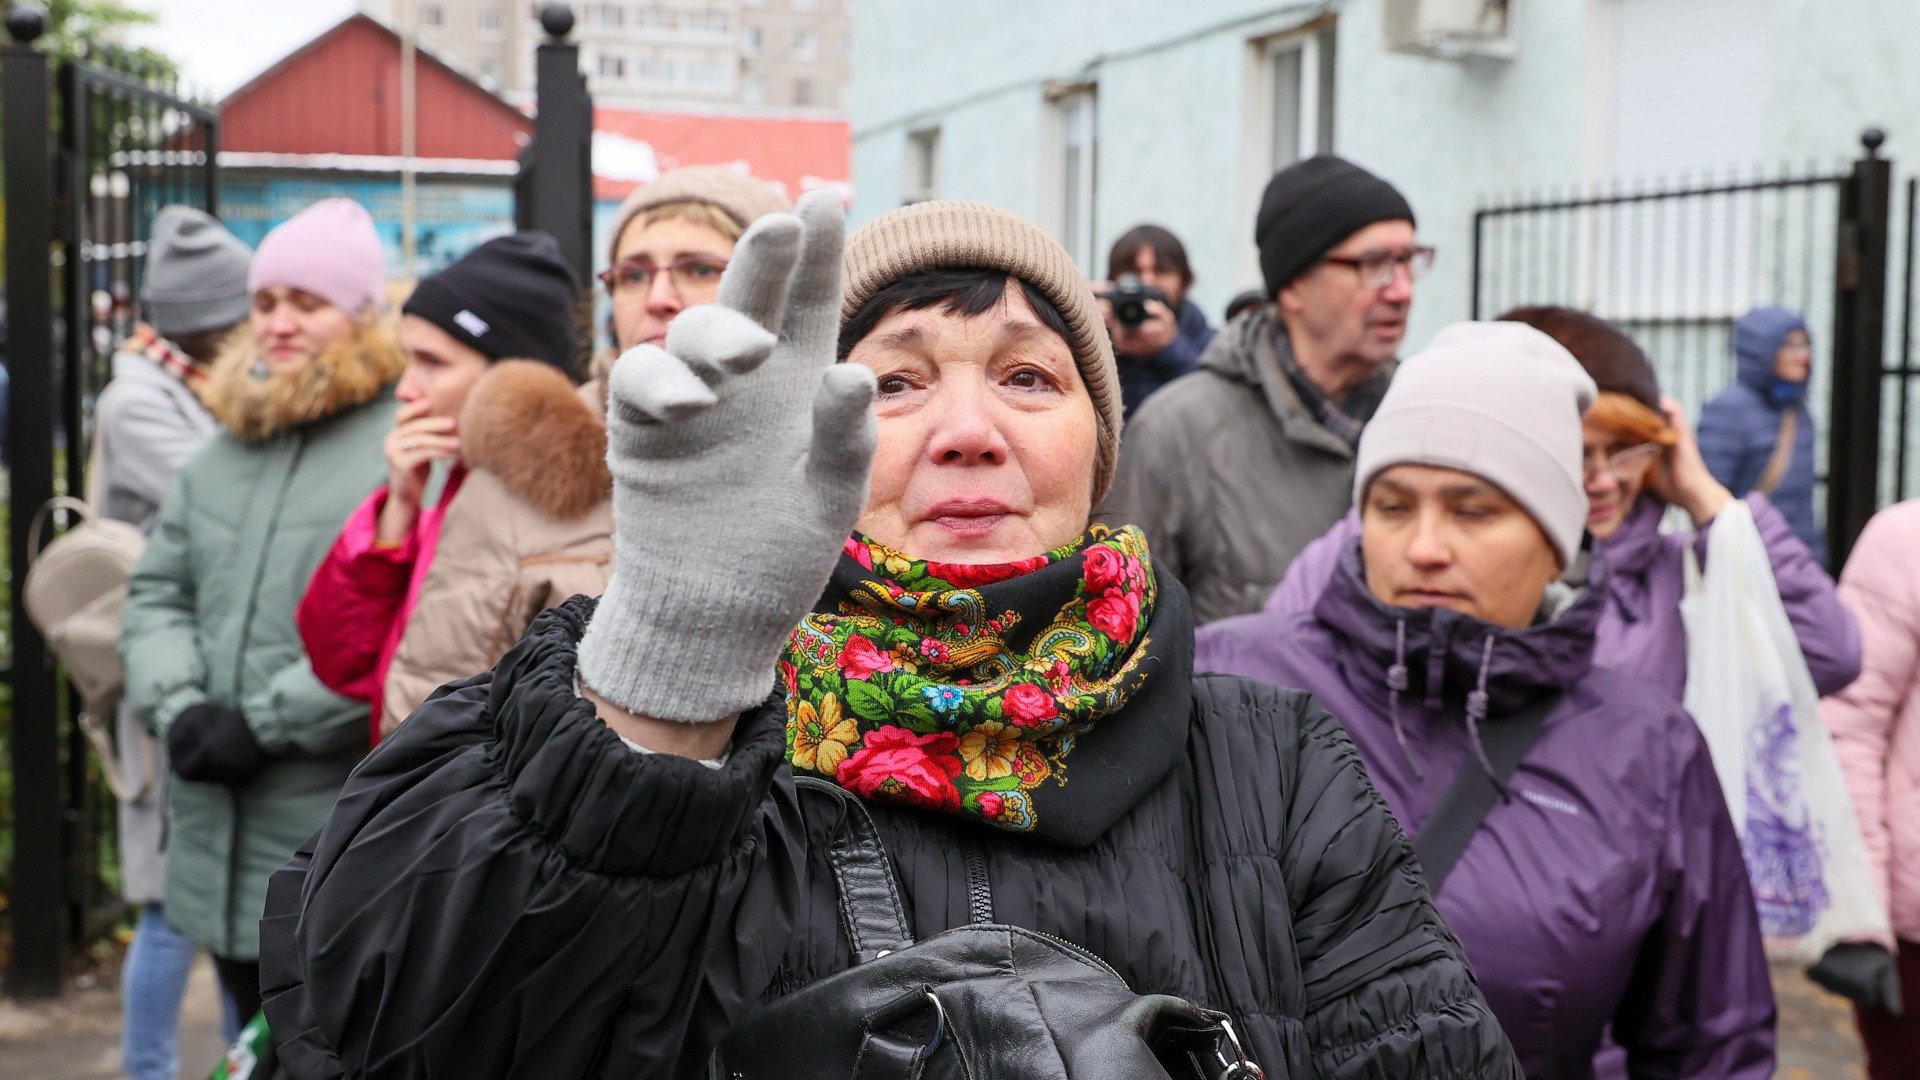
[531,4,591,283]
[3,4,68,999]
[1827,129,1893,570]
[400,0,417,278]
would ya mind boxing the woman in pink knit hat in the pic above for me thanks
[120,196,404,1027]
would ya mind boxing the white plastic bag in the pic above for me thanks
[1680,500,1889,961]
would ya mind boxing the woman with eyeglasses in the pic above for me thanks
[602,166,791,354]
[1252,305,1860,706]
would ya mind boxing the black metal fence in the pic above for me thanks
[1470,132,1894,568]
[3,8,220,997]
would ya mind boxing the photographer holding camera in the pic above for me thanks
[1096,225,1216,417]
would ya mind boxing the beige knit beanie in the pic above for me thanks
[607,166,792,263]
[842,200,1122,501]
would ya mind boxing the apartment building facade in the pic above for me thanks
[360,0,849,111]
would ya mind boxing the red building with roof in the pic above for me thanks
[215,13,851,281]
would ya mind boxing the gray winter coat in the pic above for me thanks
[96,349,218,533]
[97,345,218,903]
[1101,307,1393,624]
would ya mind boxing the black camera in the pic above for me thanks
[1101,274,1170,330]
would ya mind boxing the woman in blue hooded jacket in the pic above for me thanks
[1697,306,1824,563]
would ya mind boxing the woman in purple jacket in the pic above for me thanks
[1257,306,1860,704]
[1199,321,1776,1079]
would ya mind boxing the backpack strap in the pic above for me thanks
[1411,692,1557,892]
[796,777,914,963]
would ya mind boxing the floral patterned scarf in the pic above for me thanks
[782,524,1159,834]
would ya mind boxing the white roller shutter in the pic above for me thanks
[1606,0,1772,180]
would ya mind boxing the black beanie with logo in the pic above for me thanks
[1255,155,1416,298]
[403,231,580,373]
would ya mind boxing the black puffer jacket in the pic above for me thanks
[260,591,1519,1079]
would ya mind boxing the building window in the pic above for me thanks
[793,29,817,62]
[744,25,762,56]
[794,77,814,105]
[419,3,444,28]
[1051,87,1098,272]
[1260,25,1336,171]
[742,75,764,103]
[597,52,627,80]
[477,6,503,35]
[904,127,940,205]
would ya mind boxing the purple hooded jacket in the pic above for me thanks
[1261,493,1860,702]
[1196,547,1777,1079]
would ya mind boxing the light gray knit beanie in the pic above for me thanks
[606,166,792,265]
[842,200,1122,502]
[1354,321,1597,567]
[143,205,253,338]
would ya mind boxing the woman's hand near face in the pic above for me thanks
[577,191,877,751]
[377,399,460,544]
[1649,397,1733,527]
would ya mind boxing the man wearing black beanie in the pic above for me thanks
[1103,155,1426,623]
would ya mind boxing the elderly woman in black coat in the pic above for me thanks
[259,195,1519,1078]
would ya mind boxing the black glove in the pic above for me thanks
[168,703,267,787]
[1808,942,1905,1016]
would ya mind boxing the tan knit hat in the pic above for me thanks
[607,166,792,264]
[842,200,1122,501]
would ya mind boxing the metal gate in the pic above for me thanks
[3,10,220,996]
[1469,131,1893,570]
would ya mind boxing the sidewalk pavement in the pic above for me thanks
[0,954,228,1079]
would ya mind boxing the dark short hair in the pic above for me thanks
[1106,224,1194,289]
[838,267,1075,359]
[1497,305,1661,410]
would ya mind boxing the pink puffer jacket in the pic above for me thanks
[1821,500,1920,946]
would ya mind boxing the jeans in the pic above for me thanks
[121,905,196,1080]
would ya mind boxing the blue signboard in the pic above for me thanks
[220,172,516,280]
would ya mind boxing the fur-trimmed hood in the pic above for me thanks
[202,321,406,441]
[459,360,612,521]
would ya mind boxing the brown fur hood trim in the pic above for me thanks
[459,360,612,522]
[202,321,407,441]
[586,345,619,416]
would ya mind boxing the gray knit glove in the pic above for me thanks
[577,190,877,721]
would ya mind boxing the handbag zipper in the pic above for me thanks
[960,833,993,924]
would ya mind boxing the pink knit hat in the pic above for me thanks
[247,197,386,316]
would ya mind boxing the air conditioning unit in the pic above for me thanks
[1383,0,1515,60]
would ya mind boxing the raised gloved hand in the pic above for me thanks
[577,190,877,722]
[168,702,267,787]
[1808,942,1904,1016]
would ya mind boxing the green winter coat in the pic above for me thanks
[122,325,404,959]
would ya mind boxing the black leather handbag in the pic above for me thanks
[712,778,1267,1079]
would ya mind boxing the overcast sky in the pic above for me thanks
[132,0,359,97]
